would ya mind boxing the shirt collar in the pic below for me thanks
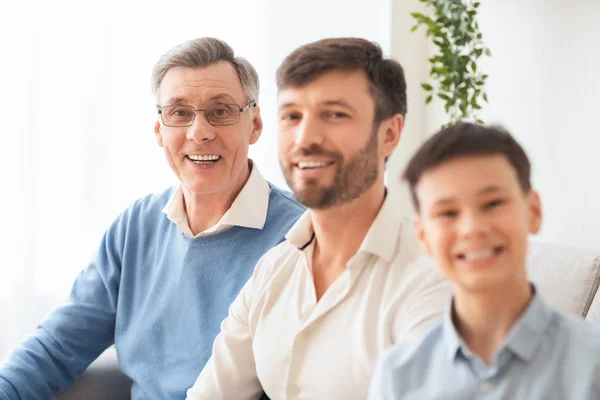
[285,191,403,263]
[499,285,552,362]
[442,299,464,363]
[443,284,553,364]
[162,160,271,236]
[358,192,404,262]
[285,210,314,249]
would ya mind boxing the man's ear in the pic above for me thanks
[249,106,263,145]
[413,217,434,256]
[527,189,543,234]
[379,114,403,159]
[154,121,164,147]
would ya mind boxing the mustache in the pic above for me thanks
[288,144,341,160]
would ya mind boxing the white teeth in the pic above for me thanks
[188,154,220,161]
[297,161,330,169]
[463,248,496,262]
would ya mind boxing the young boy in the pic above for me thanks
[368,122,600,399]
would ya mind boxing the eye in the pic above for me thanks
[327,111,349,119]
[483,198,506,209]
[436,209,458,219]
[211,106,233,116]
[169,107,193,117]
[280,112,301,121]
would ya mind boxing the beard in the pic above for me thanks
[281,129,380,209]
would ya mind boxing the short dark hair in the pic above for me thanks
[276,37,407,125]
[403,122,532,212]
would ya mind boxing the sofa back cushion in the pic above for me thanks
[527,240,600,319]
[585,290,600,323]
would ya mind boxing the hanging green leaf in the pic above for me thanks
[410,0,491,125]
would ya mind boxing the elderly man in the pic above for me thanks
[186,37,451,400]
[0,37,304,400]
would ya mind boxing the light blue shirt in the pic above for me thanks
[368,287,600,400]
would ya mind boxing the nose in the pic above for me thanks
[458,211,490,239]
[294,115,324,148]
[186,111,217,143]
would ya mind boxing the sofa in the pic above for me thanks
[54,240,600,400]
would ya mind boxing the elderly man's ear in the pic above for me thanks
[249,105,263,145]
[154,121,163,147]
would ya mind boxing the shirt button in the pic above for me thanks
[480,381,494,392]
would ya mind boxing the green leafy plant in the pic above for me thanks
[411,0,491,124]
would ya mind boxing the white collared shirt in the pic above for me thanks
[162,161,271,237]
[187,194,452,400]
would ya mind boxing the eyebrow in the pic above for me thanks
[163,93,237,106]
[207,93,236,103]
[163,96,188,106]
[478,185,504,195]
[430,185,505,207]
[278,99,358,112]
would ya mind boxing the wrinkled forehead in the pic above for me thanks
[157,63,245,105]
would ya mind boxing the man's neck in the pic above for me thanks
[309,181,386,300]
[183,163,251,236]
[453,277,532,365]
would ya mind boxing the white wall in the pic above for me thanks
[387,0,433,217]
[389,0,600,250]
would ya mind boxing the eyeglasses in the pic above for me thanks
[157,101,256,127]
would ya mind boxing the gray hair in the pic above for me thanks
[151,37,259,103]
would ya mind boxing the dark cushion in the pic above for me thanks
[54,347,132,400]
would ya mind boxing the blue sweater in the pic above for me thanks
[0,185,304,400]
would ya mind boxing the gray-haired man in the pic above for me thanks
[0,37,304,400]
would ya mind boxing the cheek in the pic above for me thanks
[222,131,249,153]
[424,229,454,275]
[162,132,182,152]
[277,131,294,154]
[434,233,453,259]
[508,223,530,254]
[427,222,451,247]
[494,209,528,242]
[422,224,452,257]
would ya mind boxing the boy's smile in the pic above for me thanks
[454,245,505,268]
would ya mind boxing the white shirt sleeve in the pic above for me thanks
[186,267,264,400]
[393,262,452,341]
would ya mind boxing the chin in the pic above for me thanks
[457,272,513,293]
[184,181,226,195]
[294,186,338,209]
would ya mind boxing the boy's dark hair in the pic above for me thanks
[403,122,532,212]
[276,37,407,126]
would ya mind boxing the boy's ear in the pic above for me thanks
[527,189,543,234]
[413,217,434,256]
